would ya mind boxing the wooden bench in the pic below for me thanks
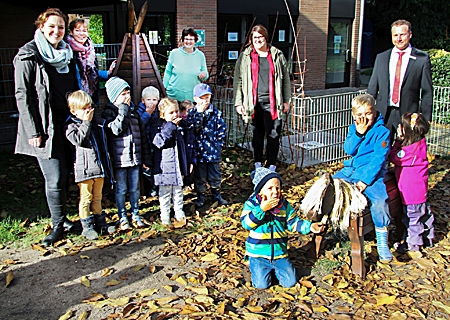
[309,171,404,278]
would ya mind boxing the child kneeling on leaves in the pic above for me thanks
[65,90,116,240]
[241,167,325,289]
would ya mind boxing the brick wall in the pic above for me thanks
[176,0,218,78]
[296,0,329,91]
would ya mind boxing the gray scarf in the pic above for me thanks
[34,29,73,73]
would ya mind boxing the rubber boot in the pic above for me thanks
[42,227,64,247]
[63,217,82,233]
[375,226,392,262]
[195,192,205,208]
[94,213,116,235]
[80,216,99,240]
[211,188,228,205]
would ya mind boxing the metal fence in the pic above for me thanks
[428,86,450,156]
[212,85,363,167]
[212,85,450,167]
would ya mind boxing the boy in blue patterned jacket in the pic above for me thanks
[241,167,325,289]
[187,83,227,208]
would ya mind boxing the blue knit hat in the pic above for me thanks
[251,167,282,195]
[105,77,130,103]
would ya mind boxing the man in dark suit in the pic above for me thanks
[367,19,433,138]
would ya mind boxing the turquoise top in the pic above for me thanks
[163,47,208,102]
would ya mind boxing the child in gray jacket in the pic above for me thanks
[65,90,116,239]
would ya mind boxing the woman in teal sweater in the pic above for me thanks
[163,28,208,102]
[241,167,324,289]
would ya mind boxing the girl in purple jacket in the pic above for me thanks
[389,113,434,252]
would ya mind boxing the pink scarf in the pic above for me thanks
[250,47,277,120]
[66,35,98,96]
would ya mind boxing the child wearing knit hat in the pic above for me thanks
[101,77,152,230]
[241,167,325,289]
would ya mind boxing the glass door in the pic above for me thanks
[326,19,352,88]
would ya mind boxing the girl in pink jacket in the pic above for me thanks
[389,113,434,252]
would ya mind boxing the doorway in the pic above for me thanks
[326,19,352,88]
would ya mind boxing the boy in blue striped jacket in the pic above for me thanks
[241,167,325,289]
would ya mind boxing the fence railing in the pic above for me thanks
[212,85,450,167]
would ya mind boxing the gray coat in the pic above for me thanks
[233,45,291,123]
[65,116,114,184]
[13,40,62,158]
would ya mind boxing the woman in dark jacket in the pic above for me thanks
[13,8,79,246]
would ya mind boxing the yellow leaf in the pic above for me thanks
[312,305,329,313]
[179,305,201,315]
[173,218,187,228]
[108,296,130,306]
[133,264,145,272]
[5,270,14,288]
[415,257,436,269]
[432,301,450,314]
[80,255,90,259]
[175,275,188,286]
[246,306,263,312]
[155,296,179,305]
[148,265,156,274]
[58,310,73,320]
[217,301,226,314]
[101,268,113,277]
[78,310,88,320]
[80,276,90,288]
[82,293,105,303]
[389,311,407,320]
[58,248,68,256]
[376,293,396,306]
[138,288,158,297]
[186,286,209,295]
[105,279,121,286]
[201,253,219,262]
[163,285,173,292]
[3,259,16,265]
[299,280,314,288]
[194,295,214,305]
[438,250,450,256]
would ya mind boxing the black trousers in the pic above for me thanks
[251,102,282,166]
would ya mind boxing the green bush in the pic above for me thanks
[427,49,450,87]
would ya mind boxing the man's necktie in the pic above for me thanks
[392,52,405,105]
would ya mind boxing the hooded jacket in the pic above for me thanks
[65,116,114,184]
[13,40,78,159]
[233,45,291,123]
[389,138,428,205]
[340,112,390,186]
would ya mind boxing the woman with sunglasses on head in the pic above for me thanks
[163,28,208,103]
[13,8,79,246]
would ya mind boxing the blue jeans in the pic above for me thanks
[333,170,391,228]
[194,162,222,193]
[114,166,140,219]
[248,257,297,289]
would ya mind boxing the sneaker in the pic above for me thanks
[195,193,205,208]
[132,214,145,228]
[119,217,132,231]
[161,217,171,225]
[394,242,408,254]
[175,211,186,221]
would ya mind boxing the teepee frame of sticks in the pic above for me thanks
[110,0,166,105]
